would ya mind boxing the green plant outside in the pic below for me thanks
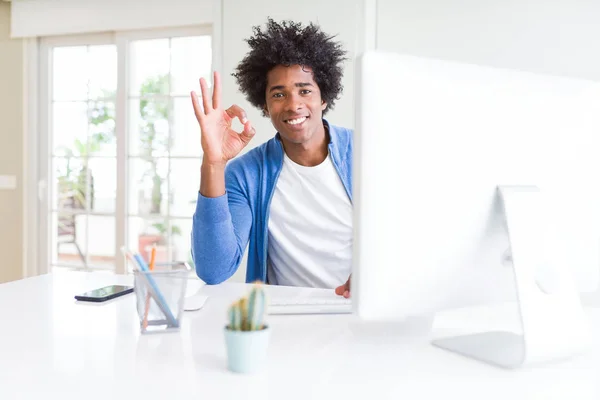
[56,74,180,241]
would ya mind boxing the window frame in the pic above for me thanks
[37,26,210,275]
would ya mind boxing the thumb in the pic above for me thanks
[240,120,256,145]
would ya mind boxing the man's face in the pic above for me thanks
[264,64,327,146]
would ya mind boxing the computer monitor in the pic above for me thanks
[352,50,600,368]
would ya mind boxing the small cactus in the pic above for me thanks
[227,282,267,331]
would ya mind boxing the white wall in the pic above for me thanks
[0,2,24,283]
[10,0,213,38]
[376,0,600,81]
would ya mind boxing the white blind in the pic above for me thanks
[11,0,214,38]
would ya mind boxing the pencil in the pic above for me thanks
[149,245,156,271]
[142,246,157,329]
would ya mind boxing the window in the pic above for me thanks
[41,27,211,274]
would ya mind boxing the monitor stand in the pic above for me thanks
[432,185,592,368]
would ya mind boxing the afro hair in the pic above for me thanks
[232,18,348,116]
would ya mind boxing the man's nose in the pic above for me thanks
[284,93,304,111]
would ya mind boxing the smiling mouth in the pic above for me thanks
[285,116,308,125]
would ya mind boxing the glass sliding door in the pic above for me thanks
[40,27,211,274]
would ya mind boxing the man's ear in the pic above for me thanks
[321,101,328,111]
[263,105,269,116]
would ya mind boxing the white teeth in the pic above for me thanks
[286,117,307,125]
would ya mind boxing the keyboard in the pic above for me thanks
[267,295,352,315]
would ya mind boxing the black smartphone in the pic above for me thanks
[74,285,134,302]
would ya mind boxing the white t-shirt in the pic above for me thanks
[266,151,353,288]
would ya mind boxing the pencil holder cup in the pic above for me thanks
[133,261,191,334]
[224,283,270,373]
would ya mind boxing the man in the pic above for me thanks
[190,18,352,298]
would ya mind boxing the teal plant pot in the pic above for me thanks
[224,325,270,373]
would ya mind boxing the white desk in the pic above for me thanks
[1,271,599,400]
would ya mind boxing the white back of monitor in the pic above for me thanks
[353,51,600,321]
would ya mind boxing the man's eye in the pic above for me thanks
[300,90,312,95]
[273,93,284,98]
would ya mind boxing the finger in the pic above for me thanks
[225,105,248,124]
[343,290,351,299]
[190,91,204,122]
[212,71,221,110]
[199,77,212,113]
[335,277,350,296]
